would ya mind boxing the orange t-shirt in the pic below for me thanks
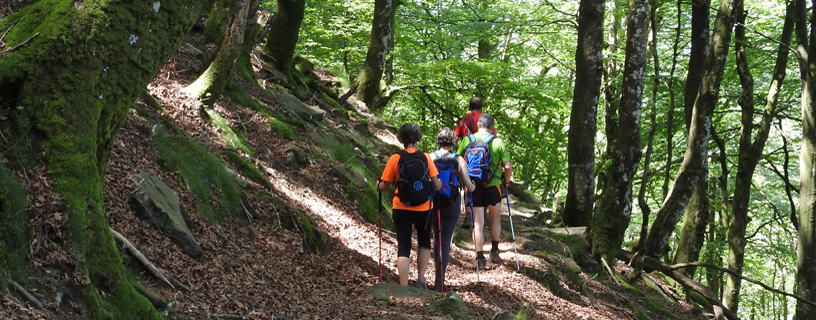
[381,148,439,211]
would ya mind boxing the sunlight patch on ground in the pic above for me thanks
[372,127,400,147]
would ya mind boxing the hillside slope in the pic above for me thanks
[1,28,707,320]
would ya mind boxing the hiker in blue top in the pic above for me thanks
[429,128,476,293]
[456,113,513,270]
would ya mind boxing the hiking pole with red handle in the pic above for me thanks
[378,189,383,283]
[469,192,479,282]
[436,206,444,294]
[503,185,520,272]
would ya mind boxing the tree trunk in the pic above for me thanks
[590,0,649,262]
[632,0,660,279]
[356,0,399,111]
[683,0,712,130]
[186,0,252,103]
[672,0,713,275]
[795,0,816,318]
[662,0,683,201]
[641,0,736,260]
[723,1,793,313]
[0,0,201,318]
[565,0,605,227]
[262,0,305,80]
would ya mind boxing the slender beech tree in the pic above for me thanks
[595,1,621,215]
[0,0,202,318]
[565,0,605,227]
[186,0,254,102]
[632,0,661,280]
[794,0,816,317]
[641,0,736,260]
[722,1,793,313]
[590,0,649,262]
[262,0,306,81]
[673,0,713,277]
[355,0,400,111]
[662,0,683,201]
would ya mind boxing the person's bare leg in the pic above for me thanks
[472,206,485,254]
[488,204,501,242]
[397,257,410,286]
[417,247,430,283]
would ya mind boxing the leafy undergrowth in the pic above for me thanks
[2,30,706,320]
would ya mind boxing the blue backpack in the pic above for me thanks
[433,150,459,205]
[465,134,496,188]
[396,150,433,207]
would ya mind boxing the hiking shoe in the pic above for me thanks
[415,278,427,290]
[490,249,503,264]
[476,257,487,271]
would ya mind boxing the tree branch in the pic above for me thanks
[667,262,816,307]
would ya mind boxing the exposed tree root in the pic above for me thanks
[8,278,43,308]
[110,227,175,289]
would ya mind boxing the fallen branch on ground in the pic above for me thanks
[616,250,740,320]
[110,227,175,289]
[132,282,168,308]
[213,314,250,320]
[8,278,43,308]
[667,261,816,307]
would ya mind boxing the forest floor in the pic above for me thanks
[2,27,706,320]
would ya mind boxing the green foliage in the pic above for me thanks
[0,164,29,284]
[225,150,273,190]
[153,128,244,224]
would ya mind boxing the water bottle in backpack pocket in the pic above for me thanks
[433,150,459,205]
[396,150,433,207]
[465,134,496,187]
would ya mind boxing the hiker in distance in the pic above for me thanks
[376,123,442,289]
[429,128,476,293]
[454,97,496,230]
[457,113,512,270]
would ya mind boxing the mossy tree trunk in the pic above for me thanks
[589,0,649,262]
[186,0,252,103]
[0,0,201,318]
[671,0,712,275]
[640,0,735,261]
[564,0,605,227]
[793,0,816,318]
[356,0,400,111]
[720,2,792,313]
[262,0,305,82]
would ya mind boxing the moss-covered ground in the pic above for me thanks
[153,128,244,224]
[0,164,29,284]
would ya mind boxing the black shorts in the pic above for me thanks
[392,209,432,258]
[471,185,502,207]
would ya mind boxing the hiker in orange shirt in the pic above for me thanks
[377,123,442,288]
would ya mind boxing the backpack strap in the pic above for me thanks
[434,150,442,159]
[468,114,475,134]
[483,134,495,144]
[468,134,476,143]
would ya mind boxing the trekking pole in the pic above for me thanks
[378,190,383,283]
[437,206,444,294]
[469,192,479,282]
[503,185,520,272]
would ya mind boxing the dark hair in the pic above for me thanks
[477,113,494,130]
[397,123,423,145]
[436,127,457,147]
[469,97,483,110]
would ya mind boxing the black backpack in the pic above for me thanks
[433,150,459,205]
[396,150,433,207]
